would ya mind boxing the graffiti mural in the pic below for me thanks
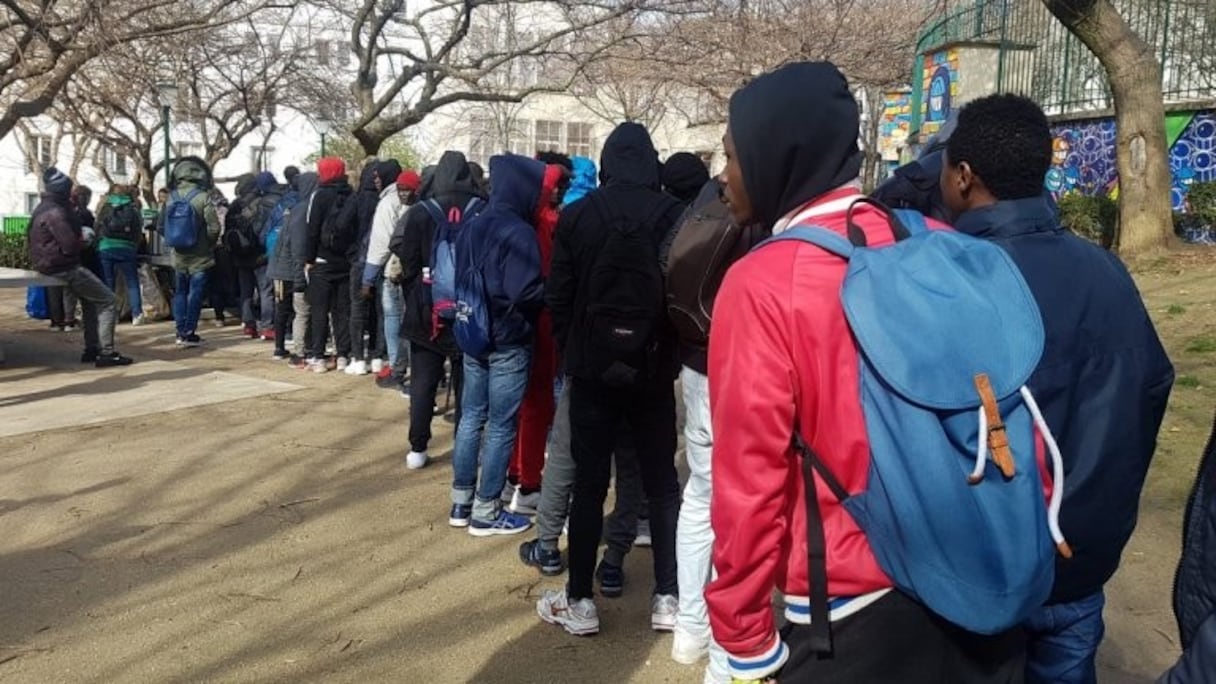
[879,89,913,171]
[920,48,959,140]
[1047,110,1216,212]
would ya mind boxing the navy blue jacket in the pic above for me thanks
[456,154,545,350]
[955,196,1174,605]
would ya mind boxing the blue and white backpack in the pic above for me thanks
[423,197,485,320]
[757,199,1070,653]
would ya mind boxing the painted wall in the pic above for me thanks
[920,48,960,141]
[1046,110,1216,211]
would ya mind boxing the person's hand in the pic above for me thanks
[360,286,373,301]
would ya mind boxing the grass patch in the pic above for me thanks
[1177,375,1202,389]
[1186,337,1216,353]
[1167,304,1187,315]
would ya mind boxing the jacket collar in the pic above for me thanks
[952,196,1062,240]
[772,182,864,235]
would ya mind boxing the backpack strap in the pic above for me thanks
[463,197,485,216]
[422,199,447,227]
[759,225,855,259]
[893,208,929,236]
[791,431,851,656]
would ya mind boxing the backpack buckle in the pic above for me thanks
[973,373,1017,481]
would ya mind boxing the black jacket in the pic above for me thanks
[351,163,382,265]
[389,151,485,354]
[305,179,355,272]
[27,193,82,274]
[271,172,317,289]
[954,197,1174,605]
[546,122,684,381]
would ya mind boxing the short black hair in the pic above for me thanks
[946,94,1052,200]
[536,151,573,171]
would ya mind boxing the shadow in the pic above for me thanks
[0,479,130,516]
[0,368,208,406]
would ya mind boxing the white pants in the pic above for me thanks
[676,367,729,682]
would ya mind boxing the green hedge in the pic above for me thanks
[0,232,31,270]
[1058,194,1117,248]
[1189,181,1216,225]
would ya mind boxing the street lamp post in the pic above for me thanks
[155,80,179,194]
[314,117,334,157]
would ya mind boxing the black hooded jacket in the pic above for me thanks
[389,151,486,353]
[546,122,684,381]
[728,61,863,229]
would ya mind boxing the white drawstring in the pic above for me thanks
[971,406,988,483]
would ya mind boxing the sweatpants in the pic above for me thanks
[509,311,556,491]
[565,376,680,600]
[292,291,312,357]
[408,342,464,454]
[307,267,351,358]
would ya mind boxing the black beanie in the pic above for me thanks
[662,152,711,205]
[43,166,72,197]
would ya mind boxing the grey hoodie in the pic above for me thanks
[278,171,319,292]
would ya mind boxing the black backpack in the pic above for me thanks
[101,203,143,242]
[582,192,666,387]
[320,192,356,253]
[224,210,262,260]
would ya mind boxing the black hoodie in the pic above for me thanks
[728,61,863,229]
[389,151,486,353]
[546,122,684,381]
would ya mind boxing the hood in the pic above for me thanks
[358,162,380,191]
[429,151,481,200]
[234,173,257,198]
[294,171,320,197]
[487,153,545,220]
[317,157,347,185]
[599,122,660,189]
[728,61,862,228]
[255,171,278,194]
[537,164,567,221]
[377,160,402,188]
[662,152,710,205]
[172,156,213,188]
[565,156,598,206]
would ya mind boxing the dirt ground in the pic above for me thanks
[0,249,1212,683]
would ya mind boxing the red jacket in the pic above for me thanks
[708,188,923,674]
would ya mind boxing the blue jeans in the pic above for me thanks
[174,270,209,338]
[100,250,142,318]
[451,346,532,522]
[1024,590,1105,684]
[380,278,405,370]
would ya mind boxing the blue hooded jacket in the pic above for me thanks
[456,153,545,349]
[563,156,597,207]
[954,196,1174,605]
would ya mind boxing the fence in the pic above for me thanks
[2,216,30,236]
[911,0,1216,131]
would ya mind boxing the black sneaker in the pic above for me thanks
[596,560,624,598]
[94,352,134,368]
[80,349,100,363]
[376,371,401,389]
[181,334,203,348]
[519,539,564,576]
[271,348,290,360]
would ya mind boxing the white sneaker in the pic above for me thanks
[671,625,710,665]
[510,489,541,516]
[537,590,599,636]
[131,315,146,326]
[336,356,350,372]
[405,451,428,470]
[500,481,517,505]
[345,359,368,376]
[635,519,652,547]
[651,594,678,632]
[370,358,385,374]
[310,358,328,374]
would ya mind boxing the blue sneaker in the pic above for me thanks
[596,560,624,598]
[519,539,564,576]
[449,504,472,528]
[468,509,532,537]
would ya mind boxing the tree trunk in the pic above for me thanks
[1042,0,1173,256]
[352,126,384,158]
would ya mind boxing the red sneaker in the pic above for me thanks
[375,365,393,381]
[242,325,257,339]
[260,329,276,342]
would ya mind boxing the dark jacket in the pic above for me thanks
[305,178,356,273]
[266,182,305,284]
[389,151,485,354]
[28,193,82,274]
[166,156,221,272]
[279,172,319,292]
[954,196,1174,605]
[546,122,684,380]
[351,163,382,265]
[456,154,545,350]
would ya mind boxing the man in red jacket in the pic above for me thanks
[705,62,1024,682]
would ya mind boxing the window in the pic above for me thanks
[468,117,493,166]
[315,39,330,66]
[103,147,128,176]
[566,122,593,158]
[25,193,40,214]
[535,120,563,153]
[336,41,351,67]
[250,146,274,172]
[177,141,204,159]
[508,118,533,156]
[26,135,52,174]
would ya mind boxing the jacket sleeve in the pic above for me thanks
[304,191,325,264]
[500,223,544,314]
[199,196,221,245]
[546,209,577,352]
[705,256,797,679]
[362,197,398,287]
[391,206,425,285]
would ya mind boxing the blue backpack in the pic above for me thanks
[452,220,493,359]
[164,189,203,250]
[424,198,485,320]
[759,201,1069,653]
[263,192,298,256]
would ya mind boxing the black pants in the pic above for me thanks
[349,262,377,361]
[273,287,295,354]
[780,591,1025,683]
[208,249,238,318]
[307,269,351,358]
[566,376,680,600]
[409,342,463,453]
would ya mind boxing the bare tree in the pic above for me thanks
[326,0,704,155]
[1041,0,1172,255]
[568,36,674,131]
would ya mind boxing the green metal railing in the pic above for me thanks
[2,216,30,236]
[911,0,1216,132]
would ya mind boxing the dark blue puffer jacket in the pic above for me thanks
[455,153,545,350]
[954,196,1174,605]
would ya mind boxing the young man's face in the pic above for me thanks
[719,128,754,226]
[397,187,417,206]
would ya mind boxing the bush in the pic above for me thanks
[1058,194,1117,248]
[1189,181,1216,224]
[0,233,31,270]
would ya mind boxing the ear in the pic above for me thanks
[956,161,976,199]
